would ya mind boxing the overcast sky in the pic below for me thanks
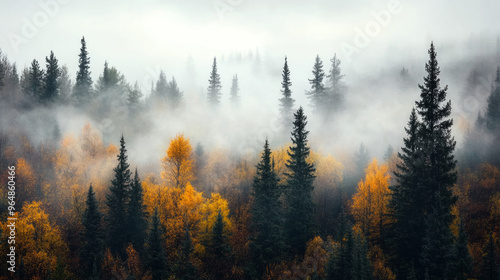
[1,0,499,89]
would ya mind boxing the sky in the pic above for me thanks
[1,0,500,161]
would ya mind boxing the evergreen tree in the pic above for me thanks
[447,218,472,280]
[58,65,72,104]
[176,227,198,280]
[205,210,232,280]
[384,145,394,162]
[249,140,285,278]
[230,74,240,107]
[480,233,499,280]
[207,57,222,107]
[105,135,132,258]
[325,54,345,114]
[127,81,143,112]
[284,107,316,256]
[306,55,325,114]
[23,59,44,101]
[145,208,168,280]
[327,226,354,280]
[167,76,183,109]
[279,57,295,129]
[81,184,104,279]
[485,66,500,130]
[128,168,147,253]
[44,51,60,103]
[74,36,92,106]
[389,42,457,279]
[155,70,168,99]
[355,143,370,178]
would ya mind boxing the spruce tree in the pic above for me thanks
[448,218,472,280]
[325,53,345,114]
[128,168,147,253]
[24,59,44,101]
[284,107,316,256]
[230,74,240,107]
[279,57,295,129]
[249,140,285,278]
[81,184,103,279]
[167,76,183,109]
[390,42,457,279]
[105,135,132,258]
[146,208,168,280]
[207,57,222,107]
[306,55,325,114]
[205,210,232,280]
[155,70,168,99]
[176,227,198,280]
[74,36,92,106]
[485,66,500,130]
[44,51,60,103]
[480,233,499,280]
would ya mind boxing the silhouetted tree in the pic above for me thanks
[230,74,240,107]
[279,56,295,129]
[128,168,147,253]
[81,184,104,279]
[306,55,325,114]
[207,57,222,107]
[44,51,60,103]
[145,208,168,280]
[74,37,92,106]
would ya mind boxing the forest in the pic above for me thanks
[0,35,500,280]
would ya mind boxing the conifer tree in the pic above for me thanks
[279,57,295,129]
[249,140,285,278]
[44,51,60,103]
[306,55,325,114]
[128,168,147,253]
[176,227,198,280]
[74,36,92,106]
[480,233,499,280]
[448,218,472,280]
[81,184,103,279]
[205,210,232,280]
[284,107,316,256]
[389,42,457,279]
[105,135,132,258]
[486,66,500,130]
[145,208,168,280]
[23,59,44,101]
[207,57,222,107]
[167,76,183,109]
[325,53,345,114]
[230,74,240,107]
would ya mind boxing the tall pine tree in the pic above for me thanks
[23,59,44,101]
[74,36,92,106]
[325,53,345,115]
[145,208,168,280]
[249,140,285,278]
[175,227,198,280]
[480,233,499,280]
[390,42,457,279]
[485,66,500,130]
[306,55,325,114]
[207,57,222,107]
[43,51,60,103]
[204,210,232,280]
[230,74,240,107]
[105,135,132,258]
[128,168,147,253]
[279,56,295,129]
[81,184,104,279]
[285,107,316,256]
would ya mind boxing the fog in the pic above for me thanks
[1,0,500,172]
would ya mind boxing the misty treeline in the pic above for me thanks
[0,36,499,280]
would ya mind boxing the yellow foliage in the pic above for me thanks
[161,133,195,188]
[16,157,37,205]
[351,159,392,243]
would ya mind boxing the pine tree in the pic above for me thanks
[355,143,370,178]
[167,76,183,109]
[485,66,500,130]
[205,210,232,280]
[81,184,104,279]
[105,135,132,258]
[23,59,44,101]
[155,70,168,99]
[327,226,354,280]
[74,36,92,106]
[480,233,499,280]
[306,55,326,114]
[58,65,72,104]
[145,208,168,280]
[325,53,345,115]
[285,107,316,256]
[128,168,147,253]
[176,227,198,280]
[447,218,472,280]
[127,82,143,112]
[279,56,295,129]
[389,42,457,279]
[384,145,394,162]
[43,51,60,103]
[230,74,240,107]
[207,57,222,107]
[249,140,285,278]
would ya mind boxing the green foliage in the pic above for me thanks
[146,208,168,280]
[279,56,295,128]
[306,55,325,114]
[44,51,60,103]
[204,210,232,280]
[74,37,93,106]
[81,184,104,279]
[128,168,147,253]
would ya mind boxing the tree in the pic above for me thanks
[105,135,132,258]
[285,107,316,256]
[128,168,147,252]
[167,76,183,109]
[161,133,194,188]
[447,218,472,280]
[389,42,457,279]
[175,227,198,280]
[81,184,104,279]
[325,53,345,114]
[127,81,143,111]
[279,56,295,129]
[145,208,168,280]
[351,159,391,246]
[204,210,232,280]
[485,66,500,130]
[207,57,222,107]
[306,55,325,114]
[95,61,124,93]
[249,140,285,278]
[74,36,92,106]
[23,59,44,101]
[480,233,499,280]
[230,74,240,107]
[44,50,60,103]
[58,65,72,104]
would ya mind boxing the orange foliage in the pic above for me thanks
[351,159,391,244]
[16,158,37,205]
[161,133,195,188]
